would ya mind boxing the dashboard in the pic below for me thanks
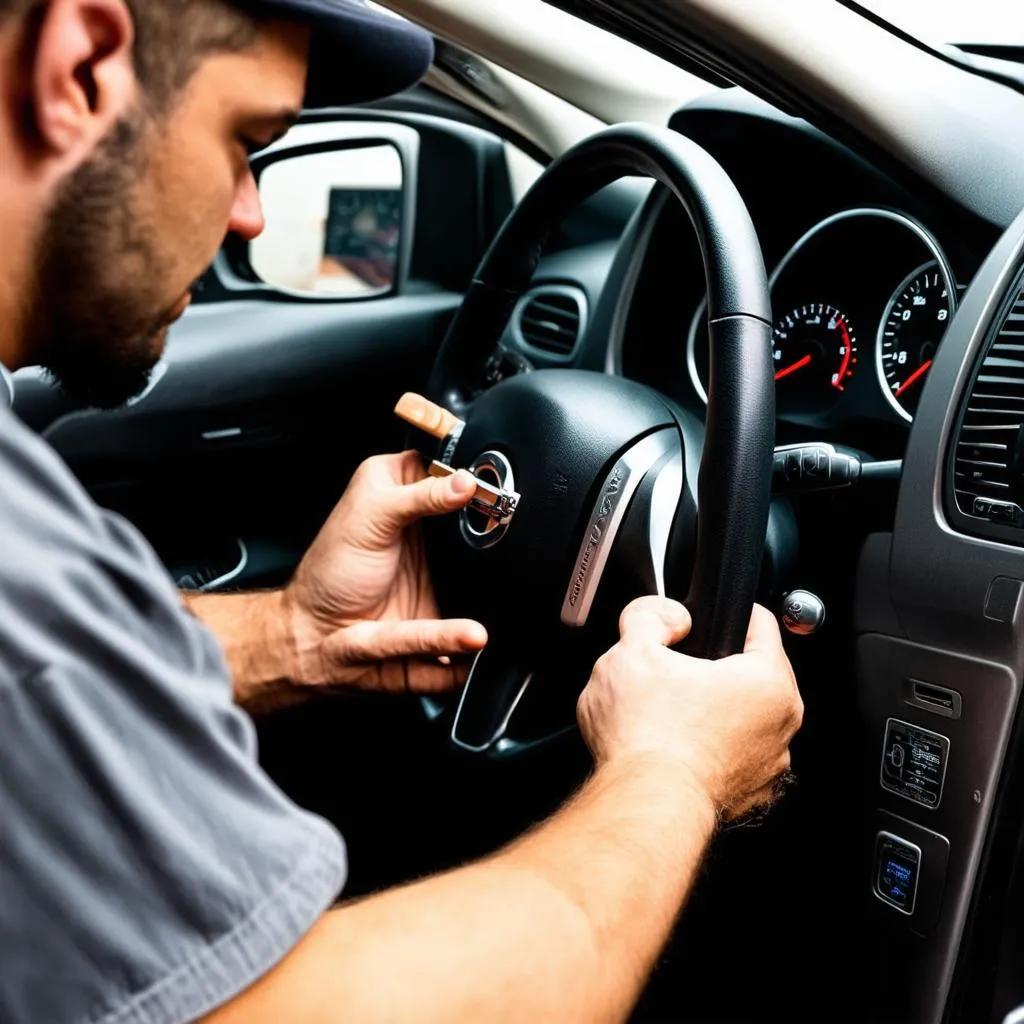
[545,91,1024,1024]
[587,92,1003,463]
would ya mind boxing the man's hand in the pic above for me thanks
[577,597,802,822]
[204,595,803,1024]
[283,451,488,695]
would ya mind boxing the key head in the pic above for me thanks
[395,393,463,441]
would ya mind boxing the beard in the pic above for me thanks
[27,113,193,410]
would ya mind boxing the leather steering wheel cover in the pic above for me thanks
[428,122,774,658]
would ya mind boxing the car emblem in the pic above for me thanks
[460,450,518,549]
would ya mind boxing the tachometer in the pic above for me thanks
[772,303,858,413]
[877,262,955,422]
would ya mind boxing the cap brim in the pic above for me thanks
[249,0,434,108]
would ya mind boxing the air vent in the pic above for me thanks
[952,286,1024,530]
[513,287,586,358]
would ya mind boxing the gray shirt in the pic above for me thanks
[0,392,347,1023]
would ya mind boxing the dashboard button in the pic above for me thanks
[991,501,1021,525]
[802,449,825,481]
[972,497,1022,525]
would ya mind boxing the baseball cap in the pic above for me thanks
[234,0,435,108]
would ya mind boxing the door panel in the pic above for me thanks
[33,292,461,585]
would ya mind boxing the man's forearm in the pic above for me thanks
[206,755,718,1024]
[183,590,306,713]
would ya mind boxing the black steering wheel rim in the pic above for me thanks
[422,123,775,752]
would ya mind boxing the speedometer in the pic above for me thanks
[877,262,956,421]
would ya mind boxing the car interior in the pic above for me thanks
[12,1,1024,1021]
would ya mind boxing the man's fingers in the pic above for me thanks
[619,596,691,648]
[321,618,486,695]
[377,658,473,695]
[324,618,489,669]
[376,468,477,532]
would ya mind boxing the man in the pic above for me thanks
[0,0,803,1021]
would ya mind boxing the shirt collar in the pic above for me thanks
[0,363,12,409]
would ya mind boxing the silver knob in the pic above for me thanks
[781,590,826,636]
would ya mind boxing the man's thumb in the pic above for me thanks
[378,470,476,531]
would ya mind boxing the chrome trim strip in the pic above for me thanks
[450,655,535,755]
[125,359,169,407]
[647,450,684,598]
[686,295,711,405]
[0,362,14,409]
[199,539,249,593]
[202,427,244,441]
[560,428,678,627]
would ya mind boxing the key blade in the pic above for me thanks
[428,460,505,511]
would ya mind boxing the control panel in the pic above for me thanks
[880,718,950,810]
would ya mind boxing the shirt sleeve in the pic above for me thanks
[0,411,347,1024]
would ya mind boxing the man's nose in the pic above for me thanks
[228,170,265,242]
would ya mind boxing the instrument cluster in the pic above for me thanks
[687,208,958,430]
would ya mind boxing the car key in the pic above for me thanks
[394,391,467,465]
[394,392,519,519]
[394,391,463,440]
[427,460,520,520]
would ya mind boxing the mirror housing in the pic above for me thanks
[224,120,420,301]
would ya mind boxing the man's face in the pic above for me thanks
[27,19,309,409]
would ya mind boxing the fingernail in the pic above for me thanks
[451,471,476,496]
[659,599,689,627]
[465,622,488,647]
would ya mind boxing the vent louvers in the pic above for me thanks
[953,290,1024,527]
[515,289,585,357]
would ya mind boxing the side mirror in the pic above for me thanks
[240,122,419,299]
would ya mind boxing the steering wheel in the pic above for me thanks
[419,123,775,755]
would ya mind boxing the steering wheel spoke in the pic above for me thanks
[450,636,534,753]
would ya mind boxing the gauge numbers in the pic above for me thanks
[877,263,955,421]
[772,303,858,413]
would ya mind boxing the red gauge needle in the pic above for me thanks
[895,359,933,398]
[774,354,813,382]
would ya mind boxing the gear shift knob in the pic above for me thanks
[781,590,826,636]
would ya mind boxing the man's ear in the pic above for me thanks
[31,0,136,158]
